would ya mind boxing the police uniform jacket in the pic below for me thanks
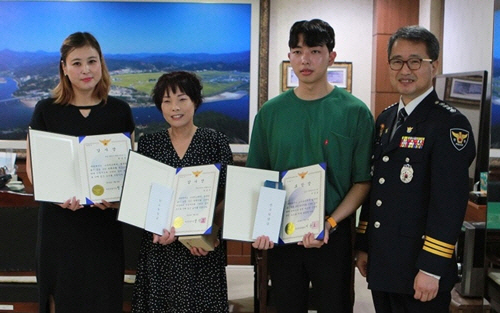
[355,90,476,294]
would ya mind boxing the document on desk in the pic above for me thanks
[223,164,325,244]
[118,151,220,236]
[29,129,131,204]
[0,151,16,175]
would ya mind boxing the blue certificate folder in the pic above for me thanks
[223,163,326,244]
[264,180,283,189]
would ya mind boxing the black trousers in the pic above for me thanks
[268,219,353,313]
[371,290,451,313]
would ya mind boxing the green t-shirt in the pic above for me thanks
[247,87,374,214]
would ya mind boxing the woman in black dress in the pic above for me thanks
[26,32,135,313]
[132,71,233,313]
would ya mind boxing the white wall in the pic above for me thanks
[268,1,494,108]
[441,1,494,169]
[442,1,493,74]
[419,0,434,28]
[268,0,373,107]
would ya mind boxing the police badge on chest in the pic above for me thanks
[400,164,413,183]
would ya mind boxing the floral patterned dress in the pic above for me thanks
[132,128,233,313]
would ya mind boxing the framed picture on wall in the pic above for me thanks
[0,0,263,153]
[281,61,352,92]
[444,76,483,106]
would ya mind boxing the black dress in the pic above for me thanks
[29,97,135,313]
[132,128,233,313]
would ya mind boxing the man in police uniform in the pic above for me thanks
[355,26,476,313]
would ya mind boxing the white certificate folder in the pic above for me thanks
[29,129,132,204]
[223,163,326,244]
[118,151,220,236]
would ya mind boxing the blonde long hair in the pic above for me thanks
[52,32,111,105]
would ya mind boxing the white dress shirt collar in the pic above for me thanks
[397,87,434,116]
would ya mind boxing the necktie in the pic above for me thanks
[395,108,408,131]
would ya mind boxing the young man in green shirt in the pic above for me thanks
[247,19,374,313]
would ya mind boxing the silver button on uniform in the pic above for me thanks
[378,178,385,184]
[383,156,389,162]
[374,222,380,228]
[376,200,382,207]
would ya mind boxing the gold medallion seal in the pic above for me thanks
[285,222,295,235]
[173,217,184,228]
[92,185,104,196]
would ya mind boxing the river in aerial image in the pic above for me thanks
[0,77,34,131]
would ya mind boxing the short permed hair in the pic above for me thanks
[151,71,203,111]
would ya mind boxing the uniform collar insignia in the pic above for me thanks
[379,124,385,137]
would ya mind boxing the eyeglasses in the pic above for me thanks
[389,58,433,71]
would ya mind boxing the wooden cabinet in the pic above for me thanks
[0,158,251,312]
[0,169,39,312]
[466,201,487,223]
[227,241,252,265]
[450,287,490,313]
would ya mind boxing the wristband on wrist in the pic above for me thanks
[325,216,338,233]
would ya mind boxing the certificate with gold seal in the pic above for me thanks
[29,129,132,204]
[279,164,325,244]
[223,163,325,244]
[118,151,220,236]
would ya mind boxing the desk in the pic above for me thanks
[0,160,143,313]
[0,160,39,312]
[0,158,251,312]
[0,161,36,208]
[0,202,38,313]
[0,188,36,208]
[466,201,487,223]
[450,286,490,313]
[0,202,142,313]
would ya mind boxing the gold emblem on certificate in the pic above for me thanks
[173,216,184,228]
[99,139,111,146]
[285,222,295,235]
[92,184,104,196]
[400,164,414,184]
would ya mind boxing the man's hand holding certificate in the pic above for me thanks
[223,163,325,245]
[279,165,325,244]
